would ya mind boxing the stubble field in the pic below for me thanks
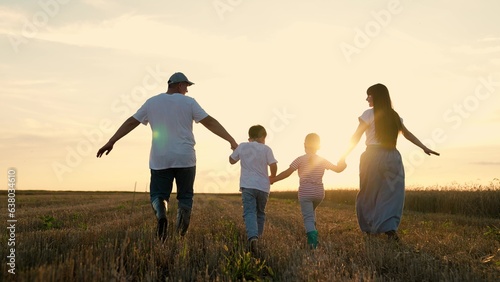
[1,187,499,281]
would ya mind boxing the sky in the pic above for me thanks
[1,0,499,193]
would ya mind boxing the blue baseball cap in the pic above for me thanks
[167,72,194,85]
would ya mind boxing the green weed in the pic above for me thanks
[222,249,273,281]
[484,225,500,241]
[39,215,62,230]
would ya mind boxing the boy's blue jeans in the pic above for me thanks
[241,188,269,240]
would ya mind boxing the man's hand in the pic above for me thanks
[230,141,238,151]
[95,117,140,158]
[96,141,114,158]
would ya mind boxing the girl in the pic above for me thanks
[270,133,346,248]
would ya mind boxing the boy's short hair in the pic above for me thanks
[248,125,267,139]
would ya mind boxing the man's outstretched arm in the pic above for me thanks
[96,116,140,157]
[199,115,238,150]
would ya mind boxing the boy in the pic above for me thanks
[229,125,277,253]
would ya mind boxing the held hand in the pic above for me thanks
[269,176,275,185]
[337,159,347,171]
[423,147,440,156]
[230,141,238,151]
[339,153,349,162]
[338,156,346,164]
[96,142,114,158]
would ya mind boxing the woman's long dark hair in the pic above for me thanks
[368,83,402,146]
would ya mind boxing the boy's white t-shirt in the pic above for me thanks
[230,141,277,193]
[133,93,208,169]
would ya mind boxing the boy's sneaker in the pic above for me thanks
[385,230,400,242]
[248,237,258,255]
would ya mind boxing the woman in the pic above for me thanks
[342,83,439,241]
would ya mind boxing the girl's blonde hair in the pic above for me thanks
[304,133,320,150]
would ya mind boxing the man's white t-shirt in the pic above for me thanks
[230,141,277,193]
[133,93,208,169]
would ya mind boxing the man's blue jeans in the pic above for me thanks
[150,166,196,213]
[241,188,269,240]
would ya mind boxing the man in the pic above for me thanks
[96,72,238,241]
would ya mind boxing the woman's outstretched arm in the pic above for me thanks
[401,124,440,156]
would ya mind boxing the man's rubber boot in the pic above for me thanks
[152,198,168,241]
[176,207,191,236]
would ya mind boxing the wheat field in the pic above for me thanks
[1,188,499,281]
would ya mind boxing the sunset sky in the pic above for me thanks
[1,0,499,193]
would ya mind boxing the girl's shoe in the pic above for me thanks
[306,230,319,249]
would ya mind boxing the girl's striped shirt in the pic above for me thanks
[289,154,338,199]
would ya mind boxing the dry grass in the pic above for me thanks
[1,188,499,281]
